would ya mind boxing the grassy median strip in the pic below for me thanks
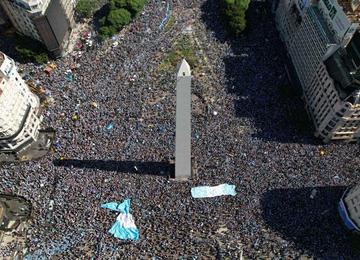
[158,35,198,72]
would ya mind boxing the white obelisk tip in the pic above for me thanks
[177,59,191,77]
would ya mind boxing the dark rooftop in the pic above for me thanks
[325,31,360,103]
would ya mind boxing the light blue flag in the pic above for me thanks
[105,122,114,131]
[109,212,139,240]
[191,184,237,198]
[101,200,129,213]
[101,199,139,240]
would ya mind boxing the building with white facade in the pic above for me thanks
[0,51,43,156]
[275,0,360,142]
[0,0,76,56]
[339,184,360,233]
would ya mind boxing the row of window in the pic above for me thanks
[5,2,40,40]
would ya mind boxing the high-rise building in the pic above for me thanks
[0,5,9,26]
[0,0,76,57]
[339,184,360,233]
[275,0,360,142]
[0,51,43,157]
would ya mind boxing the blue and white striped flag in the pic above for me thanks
[101,199,139,240]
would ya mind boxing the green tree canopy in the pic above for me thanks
[98,0,146,40]
[75,0,98,18]
[14,34,48,64]
[110,0,127,9]
[224,0,250,9]
[107,8,131,30]
[126,0,146,17]
[98,26,111,40]
[221,0,250,36]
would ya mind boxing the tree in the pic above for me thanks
[99,16,107,27]
[107,8,131,30]
[110,0,127,9]
[76,0,98,18]
[98,25,118,41]
[14,34,48,64]
[99,26,111,40]
[221,0,250,36]
[97,0,146,40]
[126,0,146,17]
[34,53,49,64]
[222,0,250,10]
[15,46,48,64]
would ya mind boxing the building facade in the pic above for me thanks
[0,5,9,26]
[275,0,360,142]
[0,194,31,231]
[339,184,360,232]
[0,51,43,156]
[0,0,76,56]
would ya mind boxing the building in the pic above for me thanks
[339,184,360,232]
[0,194,31,259]
[0,51,43,157]
[0,0,76,57]
[0,5,9,26]
[0,194,31,231]
[339,0,360,21]
[275,0,360,142]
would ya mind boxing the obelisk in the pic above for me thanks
[175,59,192,179]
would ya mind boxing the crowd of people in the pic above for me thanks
[0,0,359,258]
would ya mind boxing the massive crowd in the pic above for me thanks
[0,0,360,258]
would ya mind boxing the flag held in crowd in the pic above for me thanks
[191,183,237,198]
[101,199,139,240]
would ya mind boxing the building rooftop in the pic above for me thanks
[338,0,360,24]
[8,0,45,13]
[325,31,360,104]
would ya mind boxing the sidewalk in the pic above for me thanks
[63,21,92,57]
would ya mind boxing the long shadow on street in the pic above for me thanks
[261,186,360,258]
[53,159,175,177]
[201,0,316,144]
